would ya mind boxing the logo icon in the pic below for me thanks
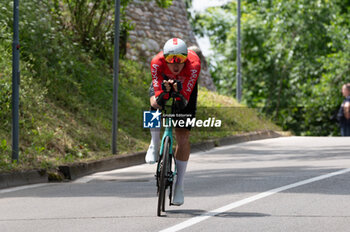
[143,110,162,128]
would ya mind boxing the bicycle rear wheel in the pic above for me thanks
[157,136,170,216]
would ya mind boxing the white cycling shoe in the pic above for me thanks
[145,144,158,164]
[172,185,184,206]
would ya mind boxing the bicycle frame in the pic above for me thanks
[158,116,177,178]
[160,117,173,157]
[156,103,179,216]
[156,91,186,215]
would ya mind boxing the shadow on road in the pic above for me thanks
[165,209,270,218]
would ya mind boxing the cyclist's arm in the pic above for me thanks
[179,53,201,103]
[170,59,200,110]
[149,82,162,109]
[151,58,170,103]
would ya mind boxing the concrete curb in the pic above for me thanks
[0,170,48,189]
[58,151,146,180]
[0,130,286,189]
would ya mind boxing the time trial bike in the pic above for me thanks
[156,82,186,216]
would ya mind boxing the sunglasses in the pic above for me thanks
[164,53,188,64]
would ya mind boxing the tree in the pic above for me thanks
[53,0,173,61]
[190,0,350,135]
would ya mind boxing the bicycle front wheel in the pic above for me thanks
[157,136,170,216]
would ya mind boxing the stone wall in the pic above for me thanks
[125,0,216,91]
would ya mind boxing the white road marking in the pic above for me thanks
[0,183,50,194]
[159,168,350,232]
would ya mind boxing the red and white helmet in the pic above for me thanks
[163,38,188,63]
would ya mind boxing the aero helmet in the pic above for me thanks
[163,38,188,63]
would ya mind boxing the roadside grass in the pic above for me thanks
[0,79,280,173]
[191,87,280,143]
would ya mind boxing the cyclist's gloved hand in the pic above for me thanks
[156,81,172,107]
[162,80,173,93]
[173,80,183,93]
[156,92,169,107]
[172,92,188,111]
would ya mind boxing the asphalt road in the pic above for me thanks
[1,136,350,232]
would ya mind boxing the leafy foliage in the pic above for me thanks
[52,0,172,61]
[190,0,350,135]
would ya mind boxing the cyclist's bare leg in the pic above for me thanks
[174,128,190,161]
[145,96,162,164]
[173,128,190,205]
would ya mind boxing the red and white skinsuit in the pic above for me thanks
[150,50,201,105]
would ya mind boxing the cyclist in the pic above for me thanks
[146,38,201,206]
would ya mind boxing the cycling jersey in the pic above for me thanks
[150,49,201,103]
